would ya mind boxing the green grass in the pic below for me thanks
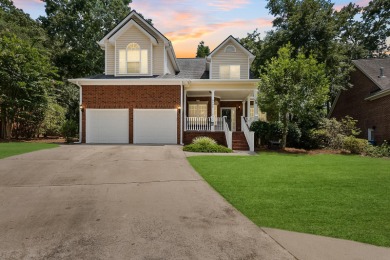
[0,142,59,159]
[188,152,390,247]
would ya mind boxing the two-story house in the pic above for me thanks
[69,11,264,151]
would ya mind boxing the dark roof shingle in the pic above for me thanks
[353,59,390,90]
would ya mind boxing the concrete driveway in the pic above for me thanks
[0,145,293,259]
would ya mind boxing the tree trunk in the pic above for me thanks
[281,112,288,149]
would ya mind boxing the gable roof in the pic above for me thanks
[98,10,179,72]
[353,59,390,91]
[207,35,255,61]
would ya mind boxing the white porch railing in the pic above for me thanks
[241,116,255,152]
[245,117,255,126]
[223,116,232,149]
[185,117,224,131]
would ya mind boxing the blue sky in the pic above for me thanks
[13,0,370,57]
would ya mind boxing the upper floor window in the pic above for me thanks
[225,45,236,53]
[220,65,240,79]
[119,43,148,74]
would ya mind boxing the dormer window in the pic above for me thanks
[225,45,236,53]
[119,43,148,74]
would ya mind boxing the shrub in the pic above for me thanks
[183,143,233,153]
[250,120,269,145]
[287,123,302,147]
[313,116,361,150]
[343,136,368,154]
[61,120,78,143]
[268,121,283,142]
[192,136,217,146]
[40,102,66,137]
[364,141,390,158]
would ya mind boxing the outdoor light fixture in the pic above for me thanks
[177,106,181,110]
[79,104,84,112]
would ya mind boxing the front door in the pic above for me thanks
[221,108,236,131]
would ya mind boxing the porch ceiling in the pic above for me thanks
[187,90,254,100]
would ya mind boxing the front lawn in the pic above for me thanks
[188,152,390,247]
[0,142,59,159]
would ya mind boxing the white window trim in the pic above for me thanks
[188,101,208,118]
[118,43,149,75]
[219,65,241,79]
[225,45,236,53]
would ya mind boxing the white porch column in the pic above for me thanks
[211,90,215,132]
[253,89,259,120]
[242,101,246,117]
[247,95,251,118]
[184,89,187,131]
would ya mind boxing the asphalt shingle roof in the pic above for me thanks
[353,59,390,90]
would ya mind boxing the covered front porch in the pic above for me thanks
[182,80,264,151]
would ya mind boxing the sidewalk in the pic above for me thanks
[263,227,390,260]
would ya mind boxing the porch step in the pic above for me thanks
[232,132,249,151]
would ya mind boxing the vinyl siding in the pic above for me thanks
[115,25,152,75]
[211,39,249,79]
[167,54,175,75]
[105,44,115,75]
[153,43,164,75]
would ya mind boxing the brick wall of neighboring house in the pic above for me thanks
[183,131,227,146]
[331,68,390,144]
[81,85,181,144]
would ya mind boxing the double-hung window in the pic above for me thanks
[219,65,240,79]
[119,43,148,74]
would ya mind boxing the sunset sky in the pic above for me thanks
[13,0,370,58]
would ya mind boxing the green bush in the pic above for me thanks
[183,143,233,153]
[313,116,361,150]
[287,122,302,147]
[250,120,269,145]
[40,101,66,137]
[364,141,390,158]
[192,136,217,146]
[343,136,368,154]
[61,119,78,143]
[268,121,283,142]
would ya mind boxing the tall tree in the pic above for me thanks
[196,41,210,58]
[362,0,390,57]
[258,44,329,148]
[239,29,263,78]
[0,34,56,139]
[263,0,354,109]
[0,0,57,139]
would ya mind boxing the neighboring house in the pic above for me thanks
[330,59,390,144]
[69,11,265,151]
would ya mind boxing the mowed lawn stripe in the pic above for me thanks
[188,153,390,247]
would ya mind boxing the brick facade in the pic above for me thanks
[331,69,390,144]
[81,85,181,144]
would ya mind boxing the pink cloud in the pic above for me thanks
[166,18,272,43]
[208,0,251,11]
[12,0,43,9]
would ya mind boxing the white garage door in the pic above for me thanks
[86,109,129,143]
[134,109,177,144]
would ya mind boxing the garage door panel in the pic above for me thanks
[134,109,177,144]
[86,109,129,143]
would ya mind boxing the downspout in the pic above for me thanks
[74,81,82,144]
[180,81,183,145]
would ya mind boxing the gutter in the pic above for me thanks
[365,88,390,101]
